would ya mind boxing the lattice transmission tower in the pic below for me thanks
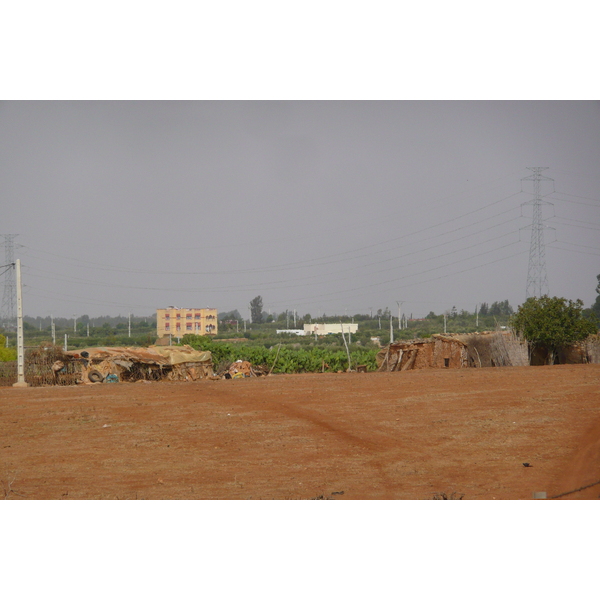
[1,234,17,331]
[522,168,553,298]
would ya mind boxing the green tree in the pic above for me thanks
[218,310,242,321]
[490,300,513,316]
[249,296,264,324]
[511,296,598,364]
[0,334,17,362]
[591,274,600,319]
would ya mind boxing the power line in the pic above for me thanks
[549,217,600,232]
[546,243,600,257]
[19,190,524,278]
[548,194,600,209]
[22,227,523,300]
[1,234,17,330]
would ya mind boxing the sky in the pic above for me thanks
[2,100,600,321]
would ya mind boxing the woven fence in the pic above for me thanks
[0,345,78,387]
[461,330,528,367]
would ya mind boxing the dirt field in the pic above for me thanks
[1,364,599,500]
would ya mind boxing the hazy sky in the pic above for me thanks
[2,101,599,320]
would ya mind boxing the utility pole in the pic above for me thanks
[13,259,27,387]
[64,333,68,352]
[293,309,297,328]
[475,304,479,328]
[390,315,394,344]
[396,301,404,330]
[73,314,77,333]
[1,234,17,331]
[443,313,447,334]
[522,167,553,298]
[87,323,90,337]
[51,314,56,345]
[128,312,131,337]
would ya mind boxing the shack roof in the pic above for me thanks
[64,345,211,366]
[384,334,468,349]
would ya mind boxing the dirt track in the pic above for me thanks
[1,364,599,500]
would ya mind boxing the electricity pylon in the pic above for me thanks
[522,168,553,298]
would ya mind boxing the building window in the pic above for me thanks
[176,323,181,331]
[165,314,170,320]
[165,323,170,331]
[186,323,192,331]
[195,313,201,319]
[176,313,181,319]
[186,313,192,320]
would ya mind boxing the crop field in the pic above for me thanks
[1,364,599,500]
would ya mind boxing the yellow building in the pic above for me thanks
[156,307,218,338]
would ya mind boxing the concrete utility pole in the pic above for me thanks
[73,314,77,333]
[13,259,27,387]
[51,315,56,345]
[390,315,394,344]
[396,301,404,330]
[475,304,479,328]
[443,313,447,334]
[1,234,17,331]
[128,313,131,337]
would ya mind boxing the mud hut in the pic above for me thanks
[377,334,468,372]
[530,334,600,365]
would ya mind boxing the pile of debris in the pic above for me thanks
[219,360,269,379]
[55,345,215,384]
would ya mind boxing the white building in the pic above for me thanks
[303,323,358,335]
[276,329,306,336]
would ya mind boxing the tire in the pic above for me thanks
[88,370,104,383]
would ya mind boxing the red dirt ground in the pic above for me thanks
[1,364,599,500]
